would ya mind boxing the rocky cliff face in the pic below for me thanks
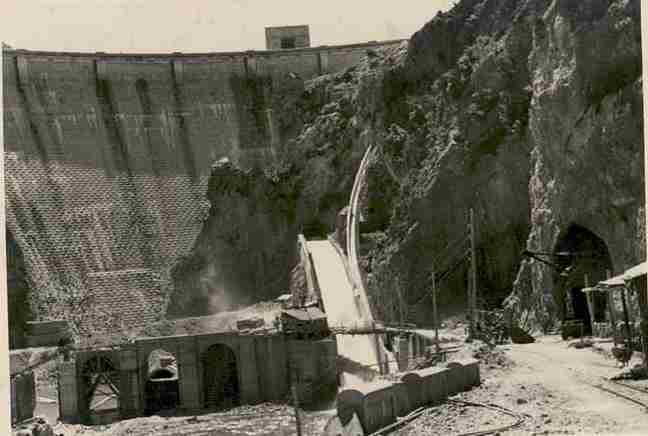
[226,0,643,328]
[166,53,398,314]
[366,0,644,327]
[5,0,644,333]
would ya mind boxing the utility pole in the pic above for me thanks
[432,264,440,353]
[584,274,595,336]
[398,281,405,330]
[621,286,633,348]
[291,384,302,436]
[468,208,478,341]
[606,270,618,346]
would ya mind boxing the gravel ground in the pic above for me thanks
[396,335,648,436]
[53,404,334,436]
[30,333,648,436]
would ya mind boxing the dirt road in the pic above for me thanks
[400,335,648,436]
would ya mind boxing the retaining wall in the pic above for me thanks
[337,358,480,435]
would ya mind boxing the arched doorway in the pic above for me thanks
[144,349,179,415]
[201,344,240,410]
[553,225,613,335]
[81,355,120,424]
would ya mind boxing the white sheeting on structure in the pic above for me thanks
[621,261,648,281]
[598,261,648,288]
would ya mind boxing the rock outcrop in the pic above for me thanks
[366,0,644,327]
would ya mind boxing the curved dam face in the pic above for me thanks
[2,41,402,336]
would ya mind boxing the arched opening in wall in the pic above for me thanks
[144,349,180,416]
[81,356,120,424]
[201,344,240,410]
[553,224,613,336]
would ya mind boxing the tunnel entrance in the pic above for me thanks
[144,349,180,415]
[569,287,591,334]
[553,224,613,335]
[202,344,240,410]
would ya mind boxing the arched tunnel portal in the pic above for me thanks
[552,224,613,335]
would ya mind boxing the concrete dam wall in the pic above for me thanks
[3,40,404,341]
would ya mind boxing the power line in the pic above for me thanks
[427,234,470,269]
[413,251,470,306]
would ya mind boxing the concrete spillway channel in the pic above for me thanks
[306,239,381,386]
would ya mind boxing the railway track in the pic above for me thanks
[591,377,648,411]
[369,398,530,436]
[450,399,530,436]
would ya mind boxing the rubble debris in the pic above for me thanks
[568,338,594,349]
[236,317,265,331]
[12,416,55,436]
[510,326,535,344]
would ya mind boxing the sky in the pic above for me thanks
[2,0,454,53]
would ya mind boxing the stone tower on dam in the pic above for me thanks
[3,38,404,347]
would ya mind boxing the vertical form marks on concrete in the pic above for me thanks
[134,78,160,177]
[94,60,129,178]
[13,55,67,219]
[317,50,330,76]
[229,72,272,163]
[94,60,150,269]
[170,59,198,181]
[14,56,47,161]
[30,63,65,160]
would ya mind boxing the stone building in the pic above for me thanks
[58,329,337,425]
[265,25,311,50]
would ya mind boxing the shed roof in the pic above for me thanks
[621,261,648,281]
[599,261,648,288]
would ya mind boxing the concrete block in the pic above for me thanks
[391,382,410,418]
[445,361,465,395]
[427,368,448,404]
[400,372,424,408]
[451,358,481,388]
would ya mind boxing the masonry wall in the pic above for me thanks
[60,331,339,424]
[3,39,404,337]
[288,338,337,405]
